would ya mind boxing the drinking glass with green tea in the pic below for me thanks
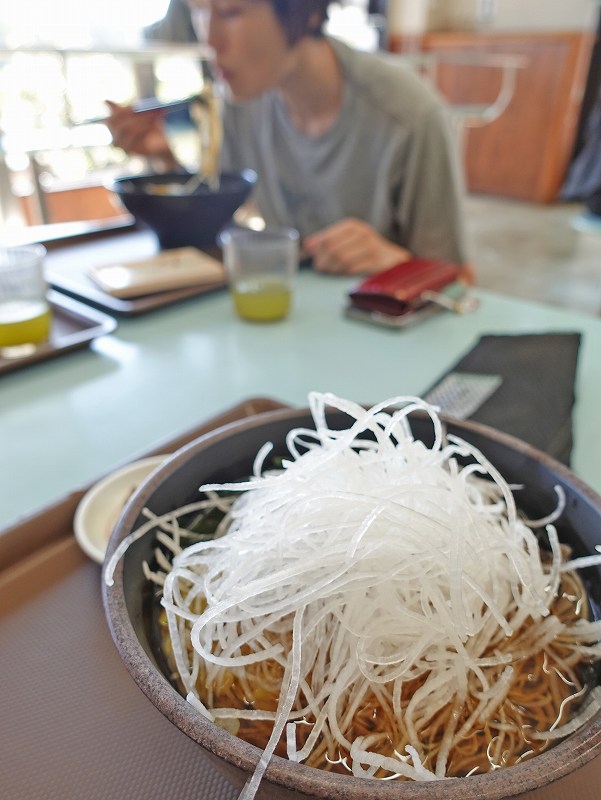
[0,245,51,358]
[219,226,300,322]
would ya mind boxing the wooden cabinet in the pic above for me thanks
[390,31,594,203]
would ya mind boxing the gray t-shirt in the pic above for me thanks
[221,37,470,265]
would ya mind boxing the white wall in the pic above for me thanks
[388,0,600,34]
[489,0,598,30]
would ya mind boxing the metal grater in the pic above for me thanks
[424,372,503,420]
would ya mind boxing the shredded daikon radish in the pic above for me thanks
[110,392,601,799]
[529,687,601,740]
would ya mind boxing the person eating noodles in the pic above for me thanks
[106,0,474,282]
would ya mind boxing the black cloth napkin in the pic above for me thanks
[424,333,582,465]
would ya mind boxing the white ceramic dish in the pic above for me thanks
[74,455,168,563]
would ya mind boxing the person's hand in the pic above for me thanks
[304,217,477,284]
[105,100,179,171]
[303,218,412,276]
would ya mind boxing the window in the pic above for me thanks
[0,1,170,50]
[0,0,211,231]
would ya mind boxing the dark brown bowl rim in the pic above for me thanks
[102,406,601,799]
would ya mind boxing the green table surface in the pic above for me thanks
[2,231,601,532]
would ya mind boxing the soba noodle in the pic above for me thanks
[108,392,601,799]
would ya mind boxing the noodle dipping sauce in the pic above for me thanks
[219,226,299,322]
[0,244,50,358]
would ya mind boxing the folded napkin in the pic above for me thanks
[424,333,582,465]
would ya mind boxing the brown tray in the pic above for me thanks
[48,251,226,317]
[2,214,136,249]
[2,396,600,800]
[0,398,286,800]
[0,290,117,376]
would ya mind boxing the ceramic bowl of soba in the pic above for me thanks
[109,169,257,250]
[102,393,601,800]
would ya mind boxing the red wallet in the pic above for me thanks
[348,259,460,317]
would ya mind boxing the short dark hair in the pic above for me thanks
[269,0,330,44]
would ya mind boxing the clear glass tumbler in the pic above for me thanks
[0,244,51,358]
[219,226,300,322]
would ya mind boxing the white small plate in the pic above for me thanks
[74,455,168,564]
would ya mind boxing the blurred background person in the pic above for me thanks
[107,0,473,280]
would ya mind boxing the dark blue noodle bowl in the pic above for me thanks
[109,169,257,249]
